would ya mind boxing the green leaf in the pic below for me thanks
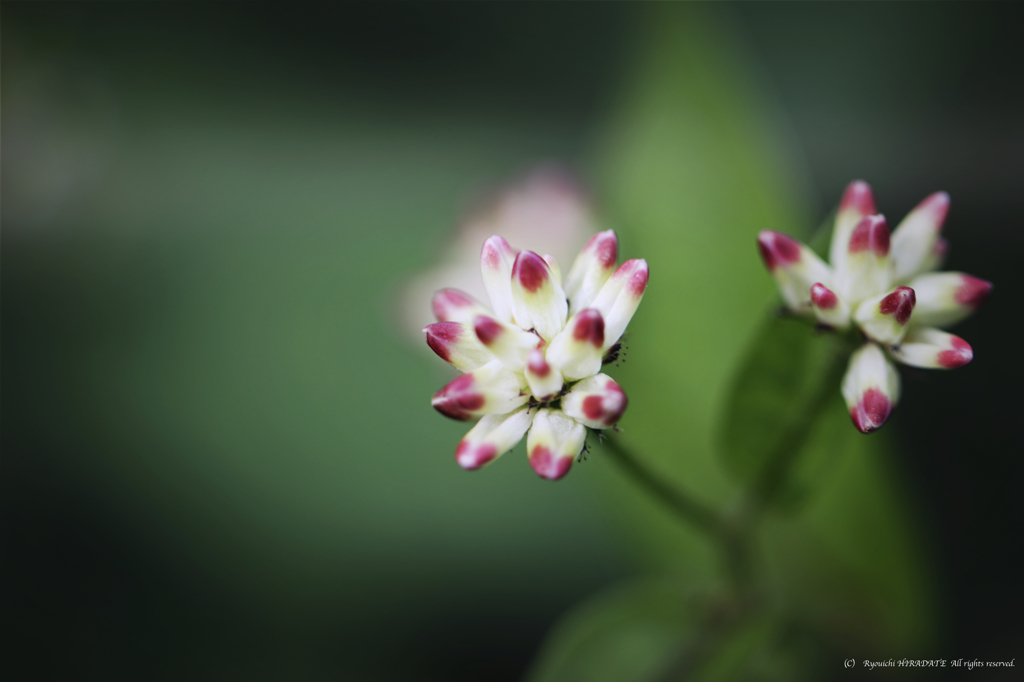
[716,314,852,505]
[524,578,697,682]
[527,578,823,682]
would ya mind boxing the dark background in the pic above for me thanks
[3,2,1022,680]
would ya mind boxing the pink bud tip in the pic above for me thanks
[840,180,877,216]
[583,230,619,268]
[527,348,551,377]
[529,446,573,480]
[581,380,628,426]
[572,309,605,348]
[938,336,973,368]
[810,283,838,310]
[757,231,801,272]
[432,374,483,421]
[513,250,550,293]
[473,315,504,346]
[626,259,649,296]
[849,215,890,256]
[432,289,475,321]
[850,388,892,433]
[879,286,916,325]
[955,275,993,309]
[917,191,950,230]
[482,236,514,270]
[424,322,462,362]
[456,441,498,470]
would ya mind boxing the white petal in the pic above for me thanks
[840,343,900,434]
[456,407,535,470]
[431,288,493,324]
[833,215,893,304]
[853,286,916,345]
[589,259,649,351]
[480,235,517,323]
[564,230,618,313]
[473,314,539,373]
[809,282,851,330]
[905,272,993,329]
[757,231,832,314]
[561,373,628,429]
[526,408,586,480]
[510,250,568,342]
[524,348,564,402]
[545,309,605,382]
[917,237,948,275]
[829,180,877,280]
[891,192,950,283]
[431,359,528,421]
[423,322,496,372]
[542,254,563,287]
[889,327,973,370]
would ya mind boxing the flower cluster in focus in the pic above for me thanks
[426,231,648,479]
[758,181,992,433]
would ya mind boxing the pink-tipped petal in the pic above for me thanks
[809,282,851,330]
[561,373,628,430]
[834,215,893,304]
[473,314,539,373]
[918,237,948,274]
[890,327,973,370]
[588,259,649,350]
[480,235,518,323]
[526,409,586,480]
[563,229,619,313]
[456,407,534,470]
[432,288,493,324]
[853,286,916,345]
[840,180,878,216]
[431,359,528,421]
[841,343,900,434]
[830,180,877,275]
[542,254,562,287]
[510,250,568,342]
[905,272,993,328]
[524,348,564,402]
[544,308,606,381]
[757,231,833,314]
[423,322,496,372]
[891,192,950,282]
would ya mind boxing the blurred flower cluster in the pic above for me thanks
[399,166,596,341]
[759,181,992,432]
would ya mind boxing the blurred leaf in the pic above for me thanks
[762,431,936,655]
[716,315,851,505]
[525,578,697,682]
[688,615,820,682]
[529,579,823,682]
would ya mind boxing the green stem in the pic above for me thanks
[602,435,723,538]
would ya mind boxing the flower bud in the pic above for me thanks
[456,407,534,470]
[432,360,528,421]
[561,373,628,429]
[841,343,900,434]
[526,408,585,480]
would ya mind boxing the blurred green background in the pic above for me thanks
[3,3,1022,680]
